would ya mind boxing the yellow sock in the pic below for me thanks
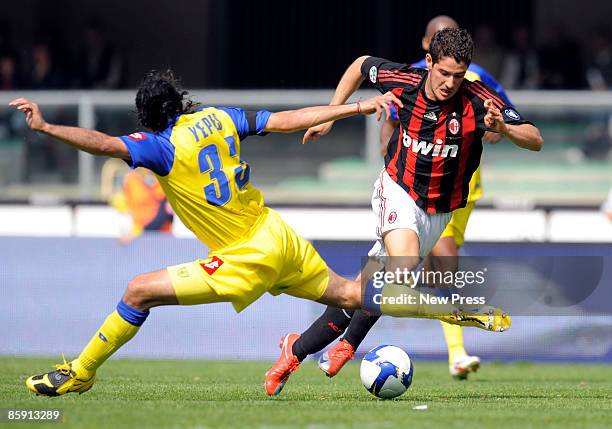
[441,321,466,363]
[72,310,142,377]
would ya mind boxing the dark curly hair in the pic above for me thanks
[429,28,474,66]
[135,69,197,132]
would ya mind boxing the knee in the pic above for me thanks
[386,256,420,276]
[123,275,150,310]
[341,281,362,310]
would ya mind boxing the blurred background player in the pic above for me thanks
[108,167,174,245]
[602,188,612,222]
[274,16,516,382]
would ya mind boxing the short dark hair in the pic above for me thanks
[135,69,197,132]
[429,28,474,65]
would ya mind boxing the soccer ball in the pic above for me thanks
[360,345,413,399]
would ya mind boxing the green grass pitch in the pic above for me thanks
[1,357,612,429]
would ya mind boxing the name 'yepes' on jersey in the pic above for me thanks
[120,106,271,250]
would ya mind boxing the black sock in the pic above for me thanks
[341,310,381,350]
[292,306,354,361]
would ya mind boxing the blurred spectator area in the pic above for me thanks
[0,0,609,89]
[0,90,610,208]
[0,0,610,208]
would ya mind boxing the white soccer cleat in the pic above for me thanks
[449,354,481,380]
[317,339,355,377]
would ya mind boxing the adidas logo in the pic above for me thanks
[424,111,437,121]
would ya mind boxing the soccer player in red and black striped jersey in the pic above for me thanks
[264,28,543,395]
[363,44,541,214]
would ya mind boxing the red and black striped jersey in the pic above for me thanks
[361,56,530,214]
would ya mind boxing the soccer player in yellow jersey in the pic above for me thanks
[10,69,402,397]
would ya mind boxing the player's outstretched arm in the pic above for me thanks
[484,99,544,151]
[9,98,130,160]
[263,92,403,142]
[303,55,370,143]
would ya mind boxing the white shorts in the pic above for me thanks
[370,169,452,258]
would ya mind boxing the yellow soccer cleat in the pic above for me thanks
[441,306,511,332]
[25,356,95,397]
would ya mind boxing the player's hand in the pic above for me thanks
[9,98,48,132]
[484,99,507,136]
[303,122,334,144]
[360,92,404,121]
[483,131,502,144]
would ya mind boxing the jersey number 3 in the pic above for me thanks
[198,136,250,206]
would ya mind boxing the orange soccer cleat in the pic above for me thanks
[264,333,301,396]
[318,339,355,377]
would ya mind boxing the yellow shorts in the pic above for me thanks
[167,207,329,312]
[440,202,475,247]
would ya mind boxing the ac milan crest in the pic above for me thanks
[388,212,397,224]
[448,118,460,135]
